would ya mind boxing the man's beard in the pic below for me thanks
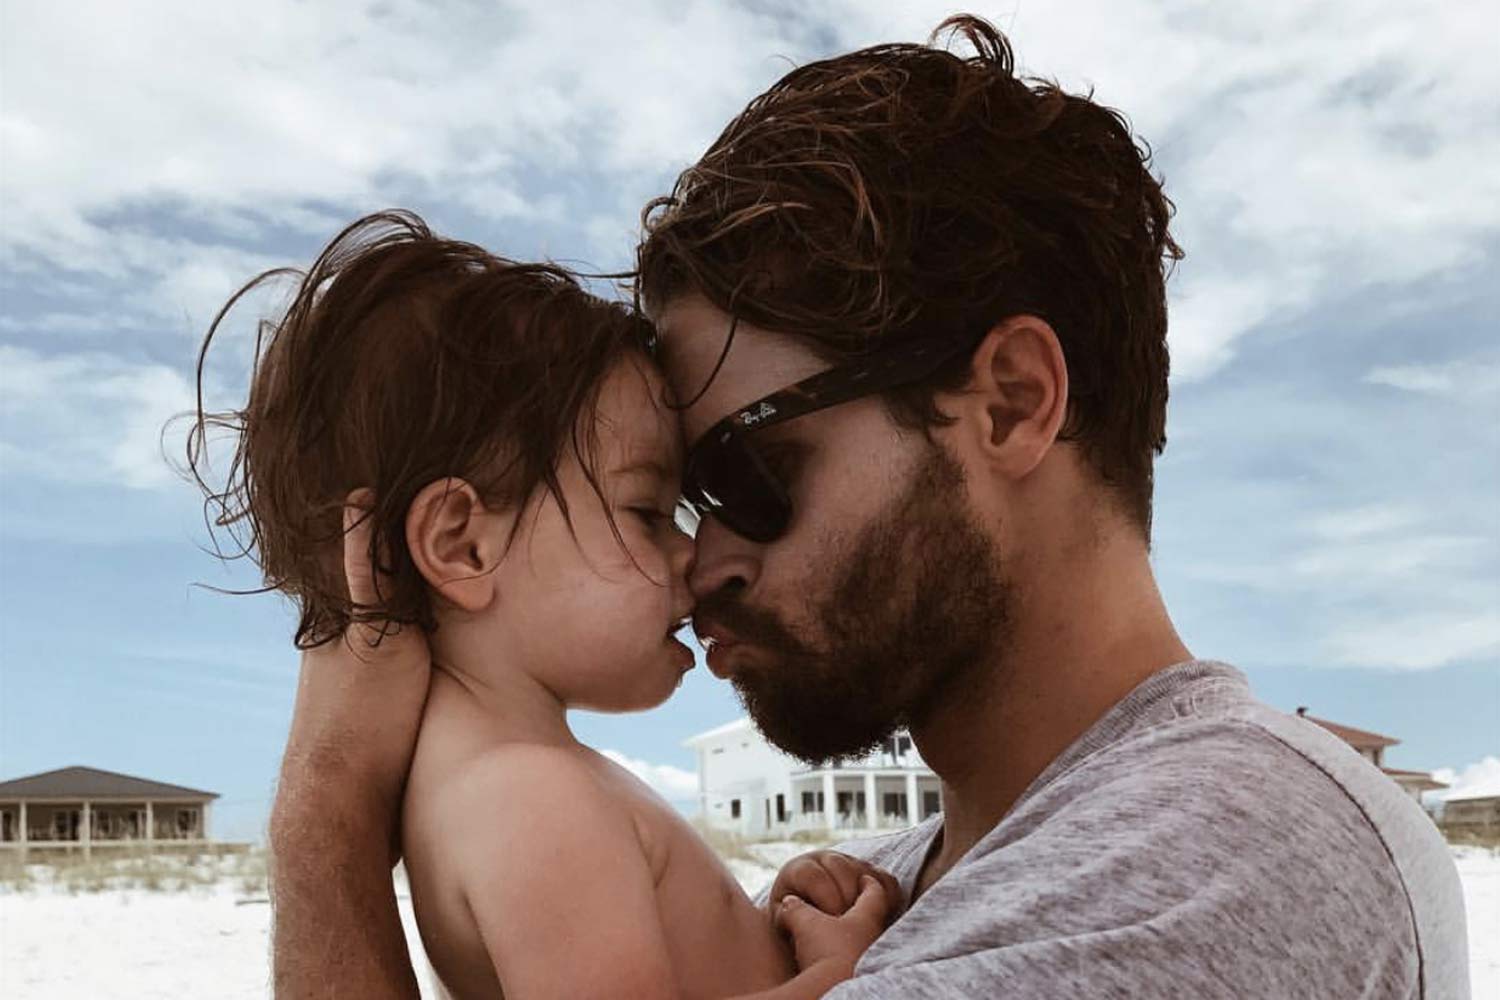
[694,444,1010,764]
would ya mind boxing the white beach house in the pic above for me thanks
[685,719,941,837]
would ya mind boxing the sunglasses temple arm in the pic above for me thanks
[733,336,977,433]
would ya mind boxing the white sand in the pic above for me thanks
[2,845,1495,998]
[1455,846,1500,997]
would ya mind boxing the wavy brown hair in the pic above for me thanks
[637,14,1182,533]
[188,211,652,649]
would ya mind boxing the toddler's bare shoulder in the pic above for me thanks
[420,744,636,849]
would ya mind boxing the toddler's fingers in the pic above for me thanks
[780,856,845,915]
[868,866,904,918]
[847,874,893,926]
[773,894,825,937]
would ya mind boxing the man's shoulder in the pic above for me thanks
[1034,692,1425,827]
[1010,702,1453,886]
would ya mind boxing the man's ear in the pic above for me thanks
[961,315,1069,480]
[405,478,509,613]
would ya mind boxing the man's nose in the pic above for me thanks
[687,516,762,602]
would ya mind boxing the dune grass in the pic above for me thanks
[0,846,267,895]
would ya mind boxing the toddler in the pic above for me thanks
[190,211,898,999]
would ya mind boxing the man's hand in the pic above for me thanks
[768,850,904,922]
[773,875,895,981]
[268,490,431,999]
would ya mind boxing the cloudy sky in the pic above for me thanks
[2,1,1496,840]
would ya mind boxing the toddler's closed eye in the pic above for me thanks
[630,506,672,526]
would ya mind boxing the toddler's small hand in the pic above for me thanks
[773,874,894,979]
[768,850,903,919]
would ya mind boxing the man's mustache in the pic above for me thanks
[690,589,808,655]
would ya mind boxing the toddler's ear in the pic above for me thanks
[405,478,508,613]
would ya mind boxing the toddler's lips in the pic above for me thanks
[669,633,695,672]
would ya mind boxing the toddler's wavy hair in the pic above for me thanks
[637,14,1182,533]
[188,211,652,649]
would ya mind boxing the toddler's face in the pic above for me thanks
[490,355,697,712]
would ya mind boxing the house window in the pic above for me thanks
[730,799,741,819]
[776,794,788,823]
[883,793,907,819]
[801,791,826,813]
[177,809,196,835]
[897,735,912,755]
[837,791,867,816]
[923,791,941,818]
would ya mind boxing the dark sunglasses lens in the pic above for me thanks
[688,433,790,543]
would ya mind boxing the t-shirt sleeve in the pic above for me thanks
[826,724,1420,1000]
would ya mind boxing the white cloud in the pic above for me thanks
[4,0,1496,381]
[1177,493,1500,672]
[0,345,197,489]
[820,0,1500,379]
[1430,756,1500,803]
[1304,502,1499,670]
[600,749,699,802]
[1306,504,1422,543]
[0,0,805,278]
[1327,610,1500,672]
[1365,361,1500,397]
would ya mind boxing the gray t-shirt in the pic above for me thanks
[822,660,1469,999]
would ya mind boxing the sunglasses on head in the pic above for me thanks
[679,332,982,543]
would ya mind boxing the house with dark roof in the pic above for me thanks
[1442,793,1500,836]
[1293,708,1447,802]
[0,766,219,855]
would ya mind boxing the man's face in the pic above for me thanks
[656,293,1011,763]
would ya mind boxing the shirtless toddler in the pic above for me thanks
[191,211,900,999]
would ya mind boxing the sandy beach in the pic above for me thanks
[2,842,1494,998]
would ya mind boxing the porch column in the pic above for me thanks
[81,801,92,859]
[698,750,709,822]
[18,801,27,850]
[863,772,877,831]
[821,772,836,832]
[145,801,155,846]
[905,772,919,826]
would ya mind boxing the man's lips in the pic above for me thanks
[704,640,742,679]
[695,621,743,679]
